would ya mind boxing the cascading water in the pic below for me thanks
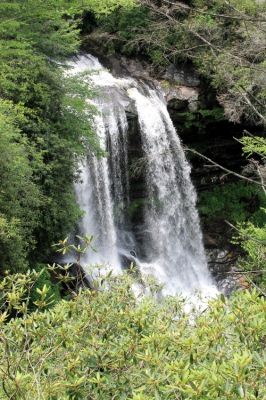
[69,54,216,296]
[127,86,214,296]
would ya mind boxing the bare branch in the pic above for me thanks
[225,220,266,244]
[185,147,266,190]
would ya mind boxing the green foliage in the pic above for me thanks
[198,107,224,120]
[236,217,266,265]
[192,0,264,14]
[0,101,41,271]
[182,1,266,124]
[0,269,41,317]
[231,214,266,289]
[0,0,120,272]
[0,1,80,59]
[0,216,27,272]
[240,135,266,159]
[31,264,62,308]
[177,107,225,132]
[0,0,138,273]
[0,271,266,399]
[77,0,136,15]
[99,0,266,124]
[128,198,147,219]
[231,137,266,288]
[199,182,266,224]
[0,267,62,318]
[98,4,150,55]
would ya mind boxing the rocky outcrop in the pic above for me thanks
[207,249,251,295]
[163,84,200,112]
[82,35,202,110]
[163,63,201,87]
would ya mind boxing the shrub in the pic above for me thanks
[199,182,266,225]
[0,271,265,399]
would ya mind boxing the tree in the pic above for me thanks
[0,0,134,272]
[0,101,41,271]
[99,0,266,125]
[232,135,266,291]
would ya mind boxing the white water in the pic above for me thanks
[68,54,217,297]
[68,55,132,272]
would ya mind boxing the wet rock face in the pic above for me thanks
[127,114,146,205]
[125,112,150,259]
[110,58,202,112]
[112,56,152,80]
[207,249,249,295]
[82,47,154,81]
[82,40,204,117]
[163,63,201,87]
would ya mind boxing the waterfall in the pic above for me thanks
[69,54,216,296]
[68,55,132,272]
[127,86,213,296]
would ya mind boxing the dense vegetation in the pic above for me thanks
[97,0,266,125]
[0,0,266,398]
[0,0,135,273]
[1,1,86,272]
[1,269,266,399]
